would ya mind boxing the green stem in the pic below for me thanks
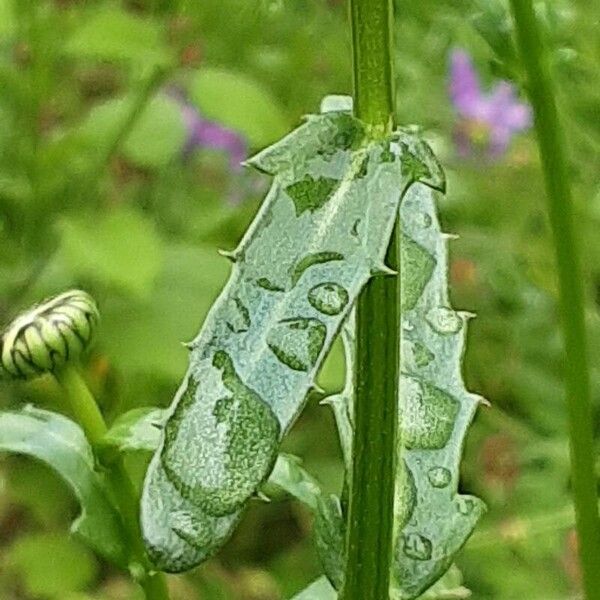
[508,2,600,598]
[54,366,107,445]
[343,1,397,599]
[349,0,395,137]
[54,365,170,600]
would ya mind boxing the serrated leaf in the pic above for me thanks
[64,7,172,68]
[326,184,485,597]
[56,207,164,298]
[101,408,167,453]
[0,406,128,566]
[189,68,290,148]
[392,182,485,598]
[141,98,436,572]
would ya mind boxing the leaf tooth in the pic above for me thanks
[319,393,343,407]
[470,393,491,407]
[441,232,460,241]
[254,490,271,503]
[217,248,239,263]
[457,310,477,321]
[370,263,398,277]
[310,383,326,396]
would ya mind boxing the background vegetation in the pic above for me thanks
[0,1,599,598]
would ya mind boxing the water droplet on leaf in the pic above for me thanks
[417,212,432,228]
[291,252,344,287]
[428,466,452,488]
[308,282,349,316]
[401,236,436,310]
[426,307,463,334]
[267,318,327,372]
[161,353,280,516]
[400,376,459,449]
[402,532,432,561]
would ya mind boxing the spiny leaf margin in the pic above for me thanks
[140,100,442,572]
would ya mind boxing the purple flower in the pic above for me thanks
[169,88,247,171]
[449,49,532,158]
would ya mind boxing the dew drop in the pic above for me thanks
[161,353,281,517]
[417,212,432,228]
[308,282,349,316]
[267,318,327,372]
[428,466,452,488]
[402,532,432,561]
[400,375,459,449]
[426,307,463,335]
[291,252,344,287]
[401,236,436,310]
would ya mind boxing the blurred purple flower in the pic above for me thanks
[169,88,247,171]
[449,49,532,158]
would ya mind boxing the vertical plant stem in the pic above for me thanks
[508,2,600,598]
[55,366,171,600]
[349,0,395,136]
[343,1,397,599]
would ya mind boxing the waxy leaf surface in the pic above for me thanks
[141,103,439,572]
[327,181,486,598]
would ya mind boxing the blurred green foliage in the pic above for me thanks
[0,0,599,598]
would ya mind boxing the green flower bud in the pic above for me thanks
[0,290,99,380]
